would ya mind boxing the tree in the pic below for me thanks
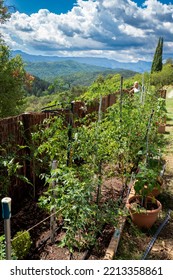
[0,1,30,118]
[0,44,27,118]
[151,37,163,73]
[150,62,173,88]
[0,0,10,24]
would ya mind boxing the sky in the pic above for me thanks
[1,0,173,62]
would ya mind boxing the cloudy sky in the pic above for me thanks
[0,0,173,62]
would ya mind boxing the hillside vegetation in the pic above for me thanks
[23,61,173,113]
[13,50,151,73]
[25,60,137,85]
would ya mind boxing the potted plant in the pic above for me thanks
[135,157,164,197]
[155,97,167,133]
[126,98,164,229]
[127,161,163,229]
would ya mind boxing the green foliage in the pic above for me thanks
[23,84,87,112]
[25,75,52,97]
[12,231,32,259]
[82,74,121,101]
[35,111,122,251]
[32,116,68,164]
[33,79,167,251]
[22,95,56,112]
[0,235,5,260]
[24,60,136,84]
[0,141,22,196]
[39,165,98,251]
[22,65,139,113]
[134,162,162,197]
[0,53,168,252]
[0,44,27,118]
[0,0,10,24]
[131,94,166,205]
[0,154,22,197]
[0,125,32,197]
[151,37,163,74]
[150,63,173,89]
[30,115,69,186]
[0,235,17,260]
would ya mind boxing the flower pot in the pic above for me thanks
[127,195,162,229]
[158,124,166,133]
[143,176,163,197]
[148,187,160,197]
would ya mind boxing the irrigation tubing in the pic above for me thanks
[29,222,64,256]
[81,223,107,260]
[141,209,172,260]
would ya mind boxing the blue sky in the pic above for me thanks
[5,0,171,14]
[6,0,78,15]
[1,0,173,62]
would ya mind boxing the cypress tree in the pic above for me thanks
[151,37,163,73]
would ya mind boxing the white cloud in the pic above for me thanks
[0,0,173,62]
[119,24,146,37]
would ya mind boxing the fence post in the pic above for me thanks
[1,197,11,260]
[50,160,57,244]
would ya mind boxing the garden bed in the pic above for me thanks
[0,172,129,260]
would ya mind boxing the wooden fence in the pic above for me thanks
[0,93,118,206]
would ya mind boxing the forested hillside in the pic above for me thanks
[12,50,152,73]
[24,60,137,84]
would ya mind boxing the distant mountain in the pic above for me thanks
[24,60,116,80]
[11,51,138,85]
[12,50,151,73]
[24,60,137,85]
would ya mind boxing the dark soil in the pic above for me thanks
[129,196,159,211]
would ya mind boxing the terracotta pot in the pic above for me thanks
[147,186,161,197]
[148,176,164,197]
[127,195,162,229]
[158,124,166,133]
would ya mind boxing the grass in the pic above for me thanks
[116,218,150,260]
[166,96,173,112]
[161,96,173,154]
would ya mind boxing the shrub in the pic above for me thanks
[0,235,5,260]
[12,231,32,259]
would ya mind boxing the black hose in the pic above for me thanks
[31,222,64,254]
[141,210,171,260]
[81,224,107,260]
